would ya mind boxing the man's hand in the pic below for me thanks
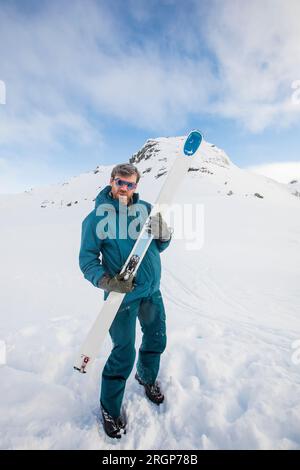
[98,272,135,293]
[148,213,172,241]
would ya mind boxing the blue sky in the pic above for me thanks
[0,0,300,192]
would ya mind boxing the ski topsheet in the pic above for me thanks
[74,130,203,373]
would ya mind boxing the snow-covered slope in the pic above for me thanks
[0,136,300,450]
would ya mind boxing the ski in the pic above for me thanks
[74,130,203,374]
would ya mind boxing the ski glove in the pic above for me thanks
[98,272,135,293]
[148,213,172,241]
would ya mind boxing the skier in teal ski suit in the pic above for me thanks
[79,163,172,438]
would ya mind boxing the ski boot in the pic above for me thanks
[135,372,164,405]
[100,404,127,439]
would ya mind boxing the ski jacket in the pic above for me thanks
[79,185,171,303]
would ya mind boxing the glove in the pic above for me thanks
[148,213,172,241]
[98,272,135,293]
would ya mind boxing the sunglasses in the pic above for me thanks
[113,178,137,190]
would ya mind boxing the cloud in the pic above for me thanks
[81,53,216,130]
[0,110,101,148]
[247,162,300,184]
[201,0,300,131]
[0,154,60,193]
[0,80,6,104]
[1,0,299,137]
[0,0,215,144]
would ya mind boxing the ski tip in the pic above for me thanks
[184,130,203,156]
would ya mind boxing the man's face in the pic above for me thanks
[110,173,138,204]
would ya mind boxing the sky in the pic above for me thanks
[0,0,300,193]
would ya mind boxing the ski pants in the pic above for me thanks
[100,289,167,418]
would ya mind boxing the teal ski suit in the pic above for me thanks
[79,185,171,418]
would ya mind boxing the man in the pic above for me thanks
[79,163,172,439]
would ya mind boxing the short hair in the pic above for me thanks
[111,163,140,183]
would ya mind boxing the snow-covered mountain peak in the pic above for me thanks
[130,136,233,173]
[0,134,298,212]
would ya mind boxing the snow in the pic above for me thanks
[0,136,300,449]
